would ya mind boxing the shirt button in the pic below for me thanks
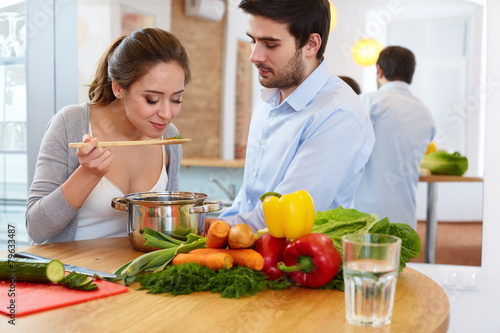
[271,111,276,116]
[247,199,251,205]
[252,171,257,177]
[260,140,265,145]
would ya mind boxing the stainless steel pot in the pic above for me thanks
[111,191,222,252]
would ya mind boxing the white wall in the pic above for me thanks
[77,0,172,103]
[476,1,500,329]
[413,2,500,331]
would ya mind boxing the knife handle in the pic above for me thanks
[14,252,51,261]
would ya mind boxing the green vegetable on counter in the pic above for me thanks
[113,227,208,286]
[137,263,292,298]
[311,207,421,290]
[0,258,65,283]
[420,151,468,176]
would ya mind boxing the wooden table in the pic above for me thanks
[0,237,449,333]
[419,175,483,263]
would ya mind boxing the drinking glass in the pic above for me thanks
[342,233,402,327]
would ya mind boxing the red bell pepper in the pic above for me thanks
[253,233,289,281]
[277,233,341,288]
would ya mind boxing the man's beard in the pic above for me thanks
[257,48,305,90]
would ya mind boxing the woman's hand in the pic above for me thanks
[76,134,114,177]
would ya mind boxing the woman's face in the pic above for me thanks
[119,61,185,139]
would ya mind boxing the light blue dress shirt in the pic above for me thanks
[354,81,436,230]
[219,61,375,232]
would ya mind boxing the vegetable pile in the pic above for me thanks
[112,190,421,298]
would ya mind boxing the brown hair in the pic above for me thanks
[339,76,361,95]
[88,28,191,106]
[377,46,416,84]
[238,0,331,60]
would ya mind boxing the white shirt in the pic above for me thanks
[219,61,375,232]
[354,81,436,230]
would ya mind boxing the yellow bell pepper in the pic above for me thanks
[425,141,437,155]
[260,190,315,239]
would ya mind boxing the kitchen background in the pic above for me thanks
[0,0,484,246]
[2,0,500,331]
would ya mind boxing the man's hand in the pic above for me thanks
[203,217,219,236]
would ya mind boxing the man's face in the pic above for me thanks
[246,15,306,93]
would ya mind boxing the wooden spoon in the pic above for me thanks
[68,138,191,148]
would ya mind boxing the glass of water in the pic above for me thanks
[342,233,402,327]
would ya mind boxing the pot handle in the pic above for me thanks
[190,200,223,214]
[111,197,128,211]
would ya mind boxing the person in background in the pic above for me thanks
[209,0,375,232]
[339,76,361,95]
[26,28,191,244]
[354,45,435,230]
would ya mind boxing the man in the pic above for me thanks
[354,46,436,230]
[214,0,375,232]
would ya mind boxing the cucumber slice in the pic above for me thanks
[62,271,87,286]
[59,271,98,291]
[0,258,65,283]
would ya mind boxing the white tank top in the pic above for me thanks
[75,127,168,240]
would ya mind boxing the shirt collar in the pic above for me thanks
[379,80,411,92]
[260,60,331,111]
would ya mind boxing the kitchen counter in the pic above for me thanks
[1,237,449,332]
[181,158,245,168]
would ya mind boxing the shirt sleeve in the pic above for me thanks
[217,167,266,231]
[25,111,79,244]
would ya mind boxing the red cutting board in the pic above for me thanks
[0,276,128,317]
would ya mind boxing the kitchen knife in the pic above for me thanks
[14,252,117,279]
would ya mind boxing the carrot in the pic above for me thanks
[189,248,264,271]
[206,220,231,248]
[171,253,233,270]
[228,224,256,249]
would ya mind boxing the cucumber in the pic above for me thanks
[0,258,65,283]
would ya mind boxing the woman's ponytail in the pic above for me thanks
[88,35,125,106]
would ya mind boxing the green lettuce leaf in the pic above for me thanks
[312,207,379,253]
[369,219,421,273]
[420,151,468,175]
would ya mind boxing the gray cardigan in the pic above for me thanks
[26,103,182,244]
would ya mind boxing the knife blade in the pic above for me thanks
[14,252,117,279]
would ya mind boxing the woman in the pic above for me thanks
[26,28,191,244]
